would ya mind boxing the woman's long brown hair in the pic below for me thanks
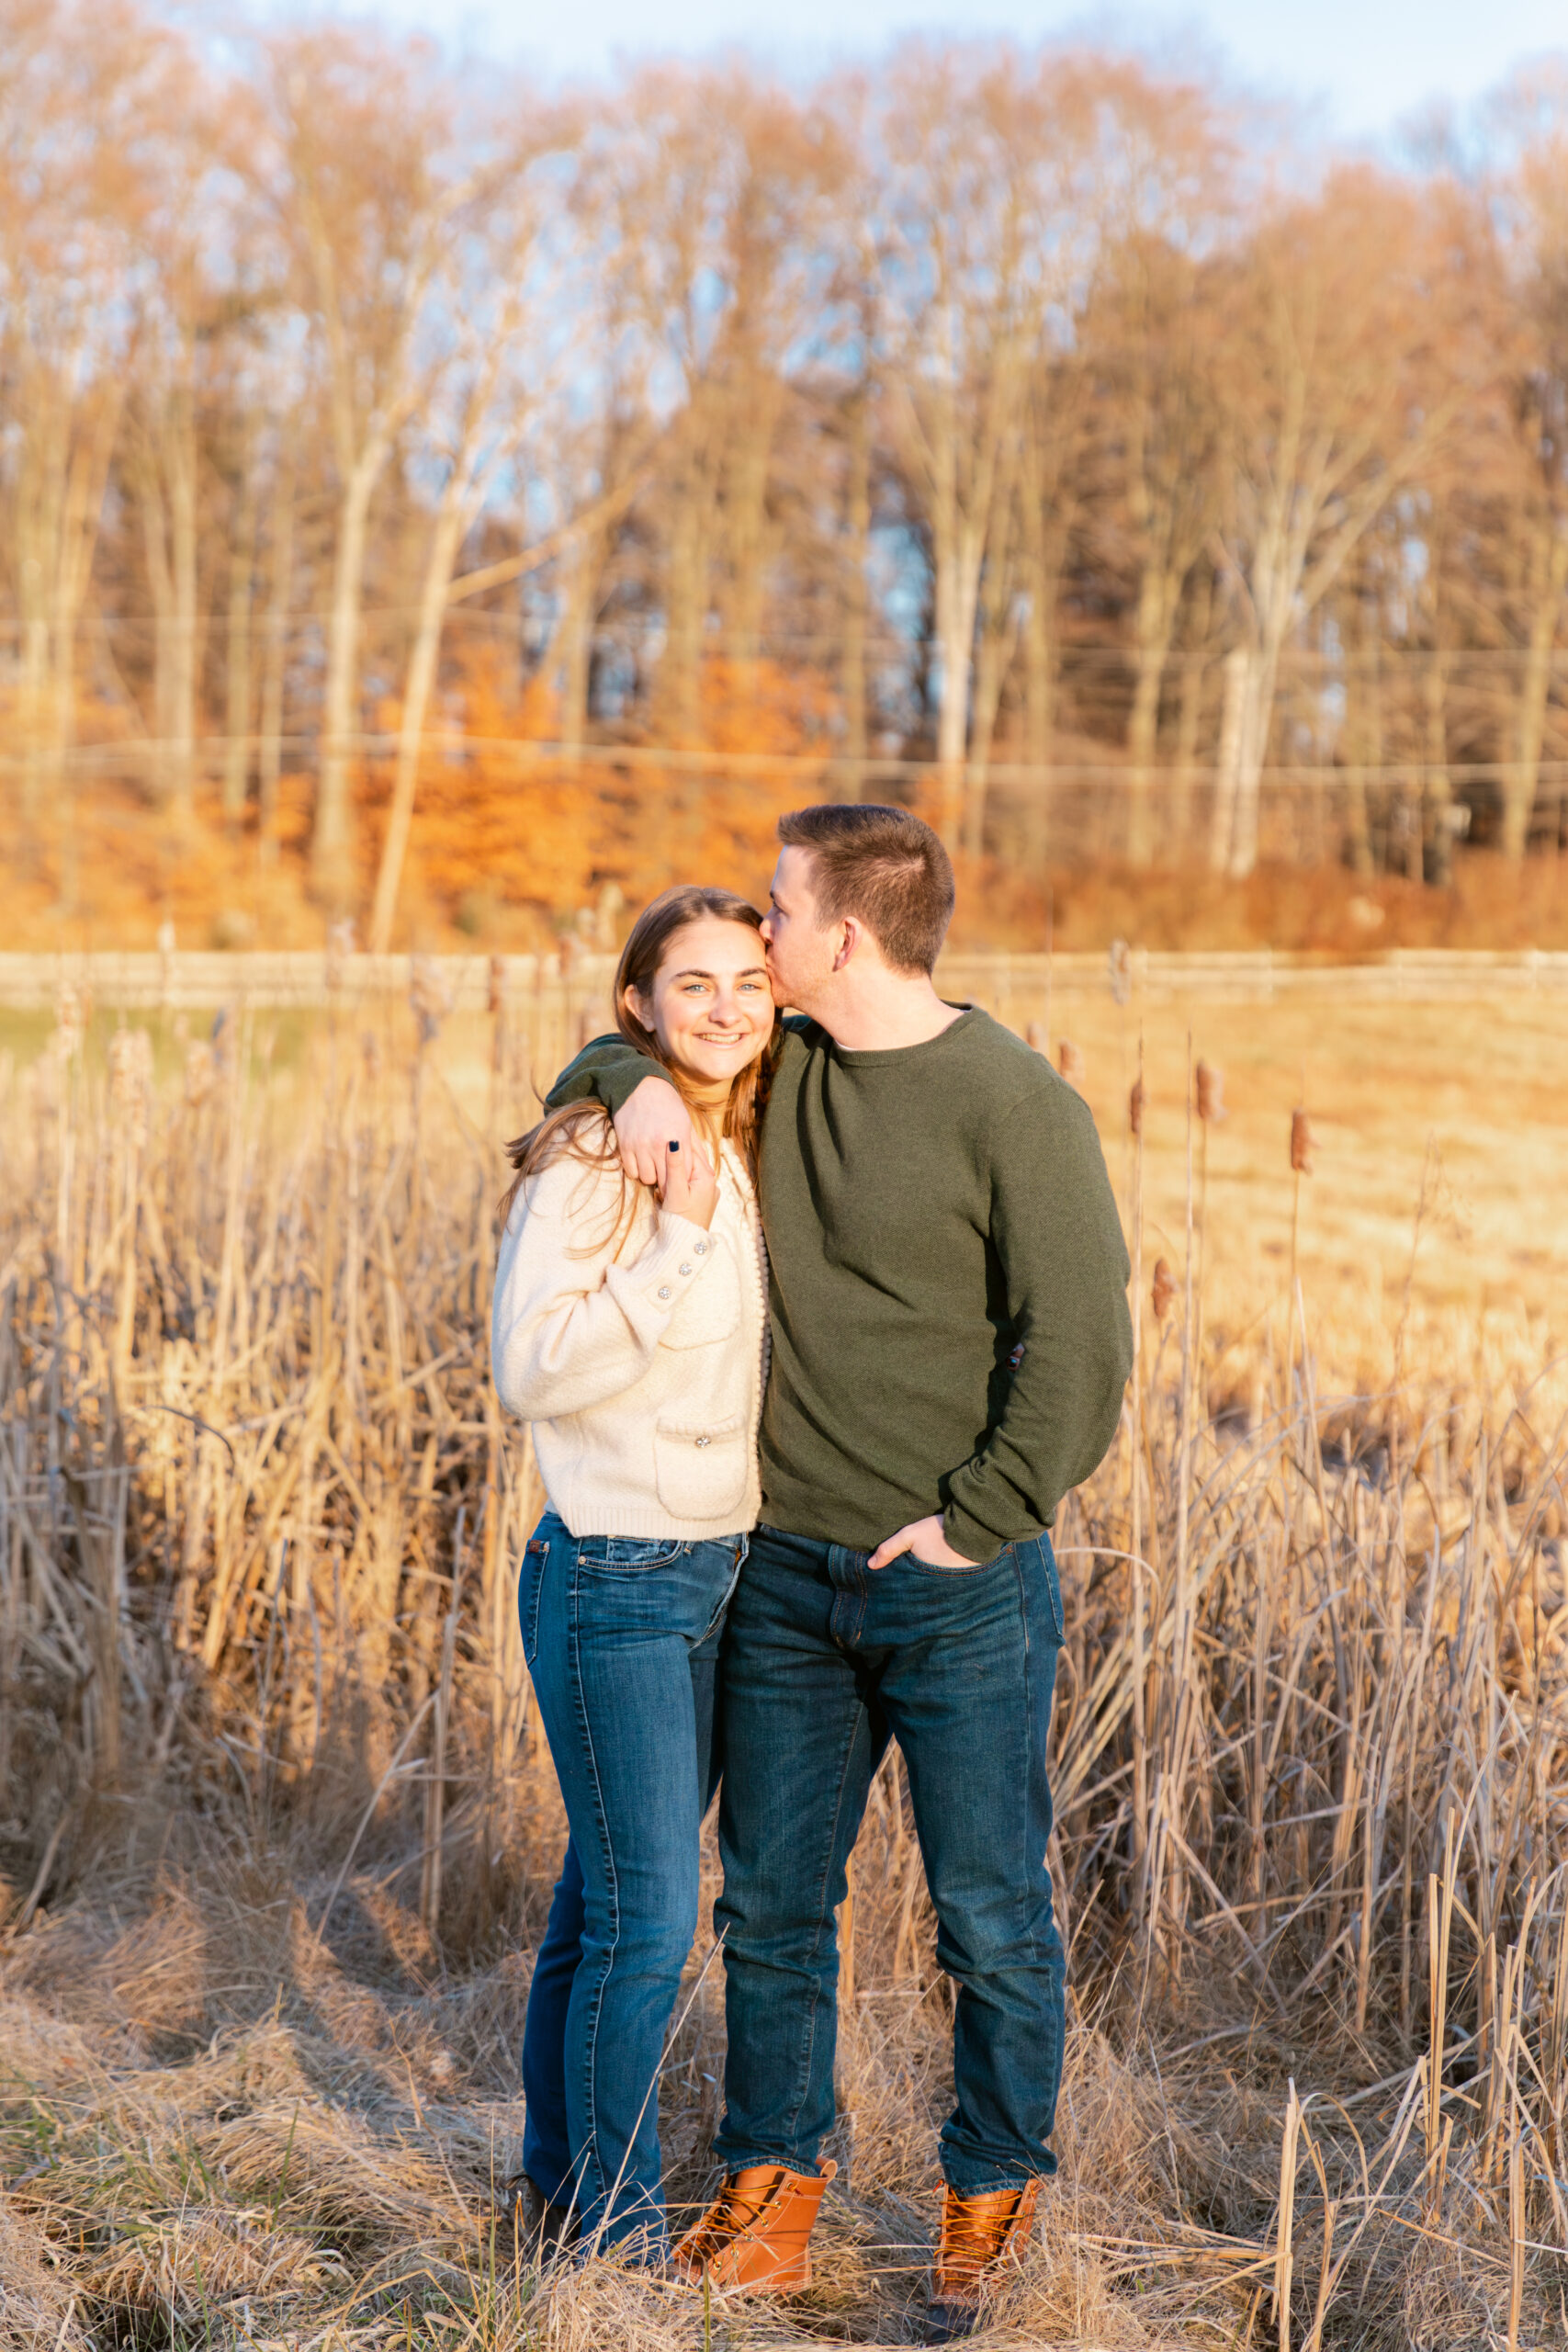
[497,885,775,1231]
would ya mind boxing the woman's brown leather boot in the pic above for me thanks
[926,2177,1040,2340]
[671,2157,837,2292]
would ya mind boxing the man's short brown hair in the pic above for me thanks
[777,804,954,976]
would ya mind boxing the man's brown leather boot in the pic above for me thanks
[926,2178,1040,2341]
[671,2157,837,2292]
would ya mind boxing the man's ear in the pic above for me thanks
[830,918,860,973]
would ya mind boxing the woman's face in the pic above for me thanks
[626,917,773,1095]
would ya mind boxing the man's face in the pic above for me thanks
[760,847,840,1011]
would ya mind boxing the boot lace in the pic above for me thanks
[680,2169,785,2267]
[936,2189,1027,2288]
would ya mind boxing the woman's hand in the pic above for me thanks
[614,1076,694,1185]
[659,1138,719,1230]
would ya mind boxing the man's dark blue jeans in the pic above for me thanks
[711,1522,1066,2195]
[517,1511,742,2253]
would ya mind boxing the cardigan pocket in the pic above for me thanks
[654,1413,749,1521]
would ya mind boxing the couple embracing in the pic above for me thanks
[491,803,1132,2339]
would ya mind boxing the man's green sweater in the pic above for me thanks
[547,1009,1133,1562]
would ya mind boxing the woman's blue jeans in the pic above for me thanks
[517,1511,743,2253]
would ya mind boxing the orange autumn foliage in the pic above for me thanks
[365,646,834,934]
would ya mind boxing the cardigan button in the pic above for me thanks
[694,1435,711,1448]
[694,1240,708,1254]
[679,1262,693,1275]
[657,1285,671,1300]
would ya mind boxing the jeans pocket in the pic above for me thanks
[578,1534,690,1572]
[519,1533,549,1666]
[1032,1534,1066,1644]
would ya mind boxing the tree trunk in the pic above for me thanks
[661,402,722,752]
[169,404,199,824]
[931,487,990,850]
[1344,623,1379,880]
[722,365,784,675]
[1171,639,1208,863]
[257,449,297,869]
[368,498,468,955]
[26,380,121,899]
[1506,521,1568,862]
[314,442,388,905]
[840,383,871,796]
[558,526,604,765]
[223,447,260,827]
[1225,640,1279,879]
[1016,410,1072,876]
[1126,573,1179,869]
[932,538,972,847]
[962,523,1021,862]
[1210,646,1247,874]
[1125,643,1164,867]
[137,391,199,825]
[1423,650,1453,887]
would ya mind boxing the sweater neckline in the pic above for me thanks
[818,1003,979,1070]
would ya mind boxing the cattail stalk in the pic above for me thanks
[1274,2079,1302,2352]
[1167,1034,1196,1951]
[422,1510,466,1942]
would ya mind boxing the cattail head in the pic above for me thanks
[1057,1038,1085,1089]
[108,1028,153,1149]
[1152,1256,1178,1323]
[52,980,84,1064]
[410,955,454,1049]
[1025,1021,1045,1055]
[1129,1075,1145,1137]
[184,1039,216,1109]
[1195,1058,1226,1123]
[488,955,506,1017]
[1108,938,1133,1006]
[325,917,356,992]
[1291,1107,1314,1174]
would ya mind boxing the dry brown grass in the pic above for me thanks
[2,982,1566,2350]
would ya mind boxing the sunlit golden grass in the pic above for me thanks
[2,984,1566,2349]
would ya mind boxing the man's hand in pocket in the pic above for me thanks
[868,1514,976,1571]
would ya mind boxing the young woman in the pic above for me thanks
[491,885,774,2259]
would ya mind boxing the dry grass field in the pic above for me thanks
[2,978,1566,2350]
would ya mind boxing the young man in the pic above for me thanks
[547,805,1132,2338]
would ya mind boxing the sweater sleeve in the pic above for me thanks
[491,1156,719,1422]
[544,1019,807,1118]
[942,1081,1134,1560]
[544,1033,666,1117]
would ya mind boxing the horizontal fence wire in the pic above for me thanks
[4,948,1568,1021]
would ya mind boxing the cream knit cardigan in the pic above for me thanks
[491,1139,768,1540]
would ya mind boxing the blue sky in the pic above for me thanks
[351,1,1563,143]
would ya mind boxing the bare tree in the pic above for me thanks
[1488,73,1568,859]
[367,110,579,954]
[0,0,158,862]
[881,46,1099,849]
[258,27,478,906]
[1089,74,1231,865]
[1208,169,1477,877]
